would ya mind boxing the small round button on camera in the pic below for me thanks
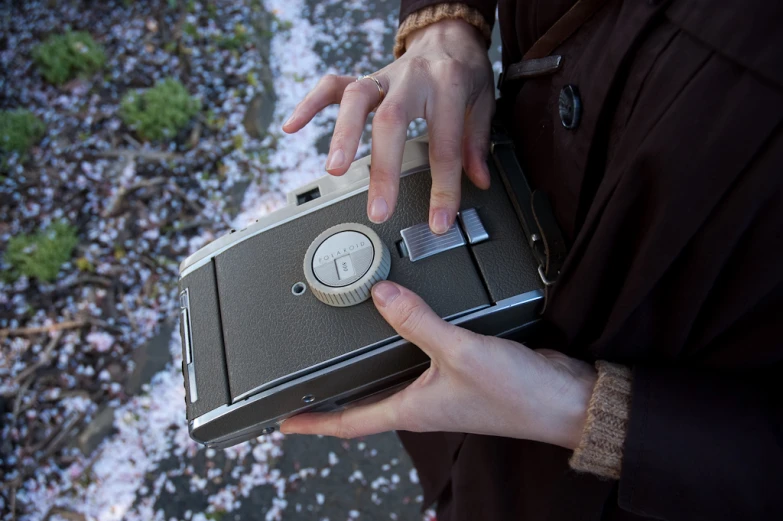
[303,223,391,307]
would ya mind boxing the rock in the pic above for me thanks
[125,323,174,395]
[243,0,277,140]
[243,88,276,140]
[224,178,252,219]
[315,132,332,156]
[76,405,116,456]
[106,361,124,382]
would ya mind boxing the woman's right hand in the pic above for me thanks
[282,19,495,234]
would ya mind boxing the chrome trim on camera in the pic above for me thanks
[180,289,198,402]
[187,364,198,403]
[180,309,192,365]
[400,221,466,262]
[398,207,489,262]
[458,208,489,245]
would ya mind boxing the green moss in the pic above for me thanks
[183,22,199,38]
[204,109,224,130]
[216,24,250,50]
[75,256,94,272]
[5,221,79,282]
[0,110,46,167]
[232,134,244,151]
[119,78,200,141]
[269,13,293,33]
[33,31,106,85]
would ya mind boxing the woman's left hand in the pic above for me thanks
[281,281,597,450]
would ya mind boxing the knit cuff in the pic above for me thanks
[394,3,492,59]
[569,361,632,479]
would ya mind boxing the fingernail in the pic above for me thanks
[368,196,388,223]
[372,282,400,308]
[284,113,296,127]
[326,149,346,171]
[430,210,450,234]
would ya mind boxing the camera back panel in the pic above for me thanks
[179,148,541,440]
[215,169,490,402]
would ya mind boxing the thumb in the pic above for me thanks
[371,281,461,358]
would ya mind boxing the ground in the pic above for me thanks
[0,1,501,520]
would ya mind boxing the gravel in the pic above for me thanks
[1,0,501,518]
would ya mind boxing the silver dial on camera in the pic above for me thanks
[303,223,391,307]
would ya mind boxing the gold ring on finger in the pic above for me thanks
[356,74,386,108]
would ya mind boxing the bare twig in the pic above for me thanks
[94,149,180,161]
[103,176,167,218]
[1,410,88,507]
[44,508,87,521]
[131,176,168,191]
[122,133,142,149]
[65,274,113,288]
[120,293,139,333]
[12,332,62,389]
[2,323,80,338]
[169,219,212,233]
[167,182,202,213]
[140,255,159,271]
[12,375,34,424]
[40,410,88,460]
[10,484,17,521]
[29,391,90,454]
[186,121,202,149]
[37,445,105,518]
[0,476,20,492]
[86,317,124,335]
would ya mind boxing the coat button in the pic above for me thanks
[558,84,582,130]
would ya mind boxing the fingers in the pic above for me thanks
[282,75,355,134]
[367,96,412,223]
[280,391,404,438]
[426,88,468,234]
[371,281,468,358]
[326,75,388,176]
[462,91,494,190]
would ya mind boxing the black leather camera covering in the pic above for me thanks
[180,163,541,422]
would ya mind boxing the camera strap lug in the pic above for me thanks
[490,124,569,309]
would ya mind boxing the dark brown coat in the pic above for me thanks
[396,0,783,519]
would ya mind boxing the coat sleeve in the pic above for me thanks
[572,109,783,516]
[399,0,497,27]
[619,268,783,520]
[396,1,497,58]
[615,122,783,517]
[573,285,783,520]
[620,364,783,519]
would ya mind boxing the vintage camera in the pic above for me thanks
[178,135,547,448]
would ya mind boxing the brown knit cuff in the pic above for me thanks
[569,361,632,479]
[394,3,492,59]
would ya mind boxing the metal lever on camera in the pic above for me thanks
[398,208,489,262]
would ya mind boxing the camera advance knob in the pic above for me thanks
[303,223,391,307]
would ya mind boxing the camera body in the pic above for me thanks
[178,136,543,448]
